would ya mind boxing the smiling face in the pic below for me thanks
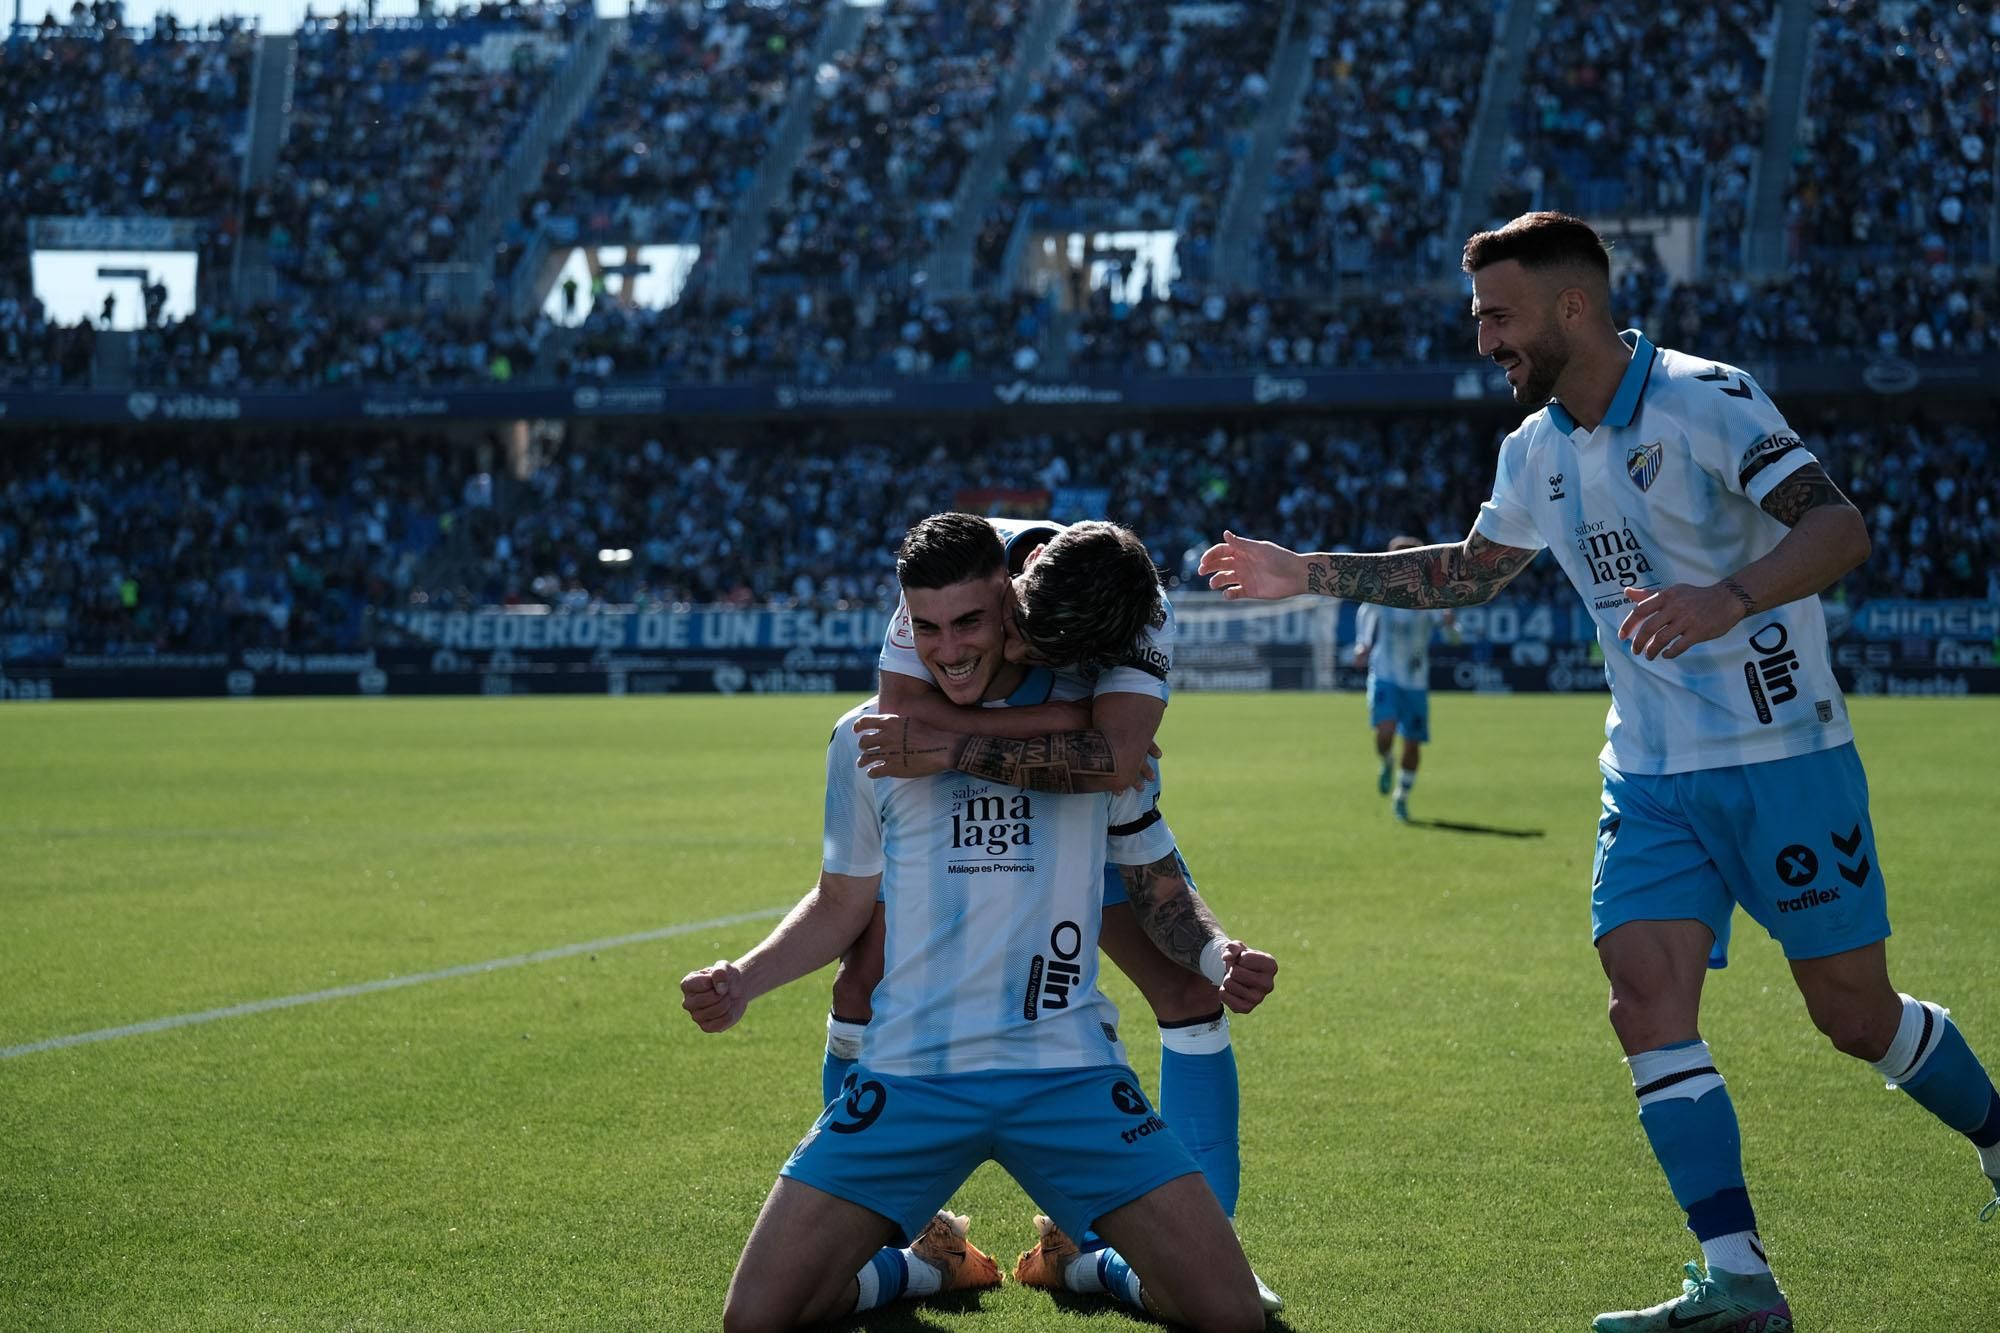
[905,571,1019,705]
[1471,258,1577,408]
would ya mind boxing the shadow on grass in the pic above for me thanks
[822,1287,1299,1330]
[1404,816,1546,839]
[821,1288,987,1331]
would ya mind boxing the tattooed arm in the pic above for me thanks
[1198,527,1538,609]
[1621,462,1872,660]
[1117,852,1278,1012]
[1737,462,1872,604]
[857,684,1158,792]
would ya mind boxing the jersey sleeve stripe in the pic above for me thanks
[1737,433,1803,489]
[1107,807,1162,837]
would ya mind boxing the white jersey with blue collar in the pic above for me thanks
[821,696,1179,1078]
[1473,330,1852,776]
[878,516,1175,704]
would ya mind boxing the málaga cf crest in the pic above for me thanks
[1627,441,1663,492]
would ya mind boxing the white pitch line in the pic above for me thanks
[0,907,786,1060]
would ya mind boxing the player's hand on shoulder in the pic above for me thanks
[1617,581,1748,661]
[1217,941,1277,1013]
[1197,530,1308,601]
[681,959,748,1032]
[854,712,955,779]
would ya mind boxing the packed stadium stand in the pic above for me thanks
[1787,0,1996,267]
[528,0,821,250]
[1498,1,1770,263]
[1258,0,1493,287]
[2,0,1996,685]
[4,408,1993,658]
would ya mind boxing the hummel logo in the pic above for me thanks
[1694,365,1756,399]
[1548,472,1566,500]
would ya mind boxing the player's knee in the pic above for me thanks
[721,1288,791,1333]
[1808,1000,1895,1062]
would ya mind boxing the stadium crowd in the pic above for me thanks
[753,0,1020,284]
[86,255,1998,389]
[251,3,582,302]
[1499,0,1770,266]
[525,0,821,252]
[1259,0,1492,287]
[0,6,256,309]
[981,0,1282,286]
[4,411,1992,658]
[1786,0,1998,266]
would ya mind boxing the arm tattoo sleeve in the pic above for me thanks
[1117,852,1225,974]
[1758,462,1855,528]
[956,731,1117,794]
[1303,531,1537,608]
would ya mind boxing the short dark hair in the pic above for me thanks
[897,512,1006,590]
[1461,211,1610,279]
[1015,521,1166,675]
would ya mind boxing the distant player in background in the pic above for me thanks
[1201,212,2000,1333]
[1351,535,1454,821]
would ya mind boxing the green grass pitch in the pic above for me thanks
[3,694,1996,1331]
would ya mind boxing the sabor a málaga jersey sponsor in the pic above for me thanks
[822,698,1178,1077]
[878,516,1174,705]
[1473,330,1851,775]
[1355,603,1443,691]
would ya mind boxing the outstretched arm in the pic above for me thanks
[679,870,880,1032]
[1619,463,1870,660]
[1116,853,1277,1014]
[1199,527,1538,608]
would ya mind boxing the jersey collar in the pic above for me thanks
[1547,329,1658,435]
[1002,665,1055,707]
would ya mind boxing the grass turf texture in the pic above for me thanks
[3,694,1996,1332]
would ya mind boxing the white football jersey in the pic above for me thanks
[878,516,1174,705]
[1474,331,1852,775]
[1355,603,1441,691]
[821,698,1179,1077]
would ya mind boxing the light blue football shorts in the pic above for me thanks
[780,1063,1199,1244]
[1367,678,1431,743]
[1591,742,1890,966]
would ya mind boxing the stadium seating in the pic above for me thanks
[5,413,1990,658]
[1498,1,1770,265]
[254,6,574,301]
[1786,0,1997,266]
[0,14,255,302]
[754,0,1024,283]
[527,0,823,248]
[982,0,1282,286]
[1258,0,1493,287]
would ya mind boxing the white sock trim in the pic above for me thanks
[1629,1041,1725,1107]
[1159,1011,1231,1056]
[1700,1230,1770,1277]
[902,1252,942,1298]
[1869,994,1948,1088]
[1063,1250,1104,1294]
[826,1014,868,1061]
[853,1259,883,1312]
